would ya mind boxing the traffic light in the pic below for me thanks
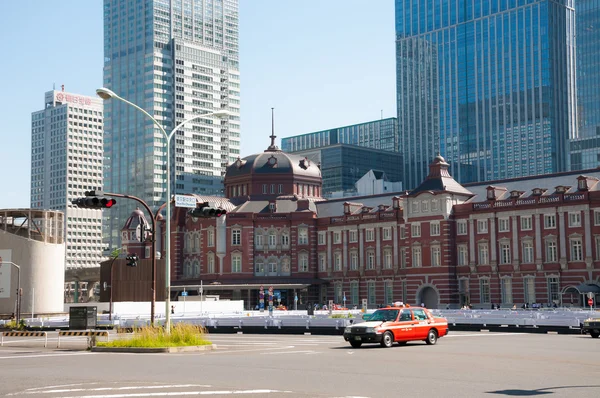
[126,254,139,267]
[71,191,116,209]
[188,202,227,218]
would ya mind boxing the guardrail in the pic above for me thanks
[1,331,48,347]
[57,330,109,348]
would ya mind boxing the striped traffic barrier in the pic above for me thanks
[1,331,48,348]
[57,330,109,348]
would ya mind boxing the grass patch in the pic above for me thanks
[96,323,212,348]
[330,313,354,319]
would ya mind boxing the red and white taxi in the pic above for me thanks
[343,303,448,348]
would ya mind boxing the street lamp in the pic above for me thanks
[96,87,231,332]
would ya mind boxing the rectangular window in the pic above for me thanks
[207,230,214,247]
[569,212,581,227]
[547,277,560,304]
[402,279,407,304]
[262,184,267,194]
[522,241,534,263]
[500,243,511,264]
[365,229,374,241]
[400,248,407,269]
[368,281,376,305]
[457,220,467,235]
[382,227,392,240]
[384,281,393,305]
[333,231,341,244]
[318,232,326,245]
[595,211,600,226]
[350,251,358,270]
[477,220,488,234]
[412,247,422,267]
[411,223,421,237]
[458,245,468,266]
[298,227,308,245]
[319,253,326,272]
[349,230,358,242]
[546,240,557,263]
[350,282,359,305]
[383,250,392,269]
[281,233,290,247]
[544,214,556,229]
[498,218,510,232]
[501,278,513,304]
[334,253,342,271]
[523,277,536,304]
[400,226,407,239]
[231,254,241,273]
[254,233,263,248]
[268,233,277,248]
[479,279,490,304]
[299,254,308,272]
[520,216,532,231]
[430,222,440,236]
[570,238,583,261]
[367,252,375,270]
[431,246,441,266]
[478,243,489,265]
[207,255,215,274]
[232,229,241,245]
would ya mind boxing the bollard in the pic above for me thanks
[306,319,310,330]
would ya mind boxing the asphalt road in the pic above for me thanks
[0,331,598,397]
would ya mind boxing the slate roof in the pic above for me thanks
[408,155,474,197]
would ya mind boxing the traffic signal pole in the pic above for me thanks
[100,192,158,326]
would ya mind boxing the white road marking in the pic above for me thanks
[445,333,526,337]
[260,350,317,355]
[0,352,91,360]
[16,385,213,395]
[69,389,292,397]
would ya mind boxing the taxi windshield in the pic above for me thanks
[368,309,399,322]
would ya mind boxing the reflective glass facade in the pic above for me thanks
[570,0,600,170]
[289,144,403,196]
[281,118,398,153]
[396,0,577,189]
[103,0,240,248]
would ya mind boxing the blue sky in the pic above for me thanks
[0,0,395,209]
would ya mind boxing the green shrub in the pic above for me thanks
[330,313,354,319]
[96,323,212,348]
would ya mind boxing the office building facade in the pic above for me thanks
[571,0,600,170]
[102,0,240,248]
[396,0,577,189]
[281,118,398,154]
[31,89,104,270]
[290,144,403,197]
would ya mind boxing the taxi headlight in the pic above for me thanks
[365,327,377,334]
[344,326,352,333]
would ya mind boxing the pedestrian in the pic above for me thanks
[171,305,175,314]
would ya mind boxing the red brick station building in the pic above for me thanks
[116,136,600,310]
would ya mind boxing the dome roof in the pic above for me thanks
[225,149,321,179]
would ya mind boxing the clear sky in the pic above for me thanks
[0,0,395,209]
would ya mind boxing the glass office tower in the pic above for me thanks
[281,118,398,153]
[570,0,600,170]
[396,0,577,189]
[103,0,240,248]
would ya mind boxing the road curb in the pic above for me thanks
[91,344,216,353]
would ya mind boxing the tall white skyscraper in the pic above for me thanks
[31,89,105,270]
[102,0,241,249]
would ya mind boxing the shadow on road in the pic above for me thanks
[487,385,600,396]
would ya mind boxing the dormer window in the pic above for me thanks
[510,190,523,199]
[486,187,496,200]
[299,157,310,170]
[392,197,400,209]
[344,203,351,215]
[532,188,544,196]
[577,178,588,191]
[555,186,569,194]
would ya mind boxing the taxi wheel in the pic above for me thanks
[425,329,438,345]
[350,341,362,348]
[380,331,394,348]
[591,331,599,338]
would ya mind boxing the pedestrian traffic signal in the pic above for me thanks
[188,202,227,218]
[126,254,139,267]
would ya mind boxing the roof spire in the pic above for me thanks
[267,107,278,151]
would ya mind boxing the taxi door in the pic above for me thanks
[411,308,431,339]
[392,309,415,341]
